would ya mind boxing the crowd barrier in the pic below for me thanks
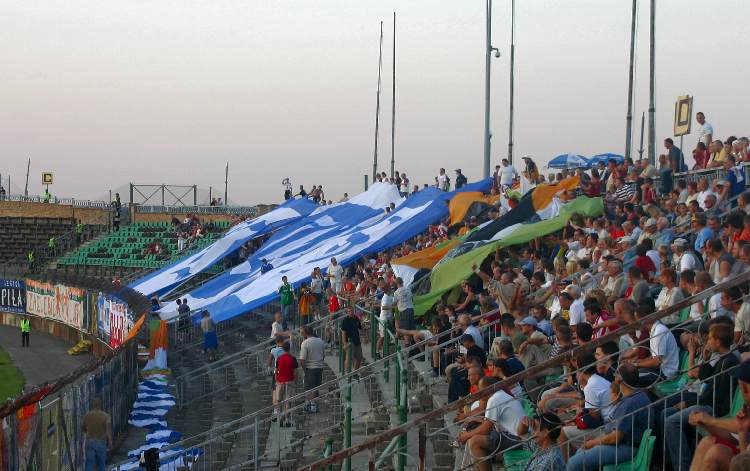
[0,274,149,471]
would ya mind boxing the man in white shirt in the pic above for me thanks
[565,284,586,326]
[696,111,713,146]
[377,286,395,355]
[672,238,698,272]
[458,377,525,471]
[393,277,415,330]
[632,303,679,384]
[327,257,343,294]
[310,268,324,318]
[299,325,326,412]
[436,168,449,191]
[559,352,613,454]
[499,159,518,188]
[696,178,715,210]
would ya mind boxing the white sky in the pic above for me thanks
[1,0,748,204]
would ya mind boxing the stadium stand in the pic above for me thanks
[57,220,229,270]
[0,216,106,262]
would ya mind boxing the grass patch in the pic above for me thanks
[0,346,24,401]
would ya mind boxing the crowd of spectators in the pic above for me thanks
[263,113,750,470]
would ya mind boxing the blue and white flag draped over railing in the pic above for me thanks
[128,197,320,297]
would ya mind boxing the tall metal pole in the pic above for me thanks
[647,0,656,164]
[624,0,637,161]
[482,0,492,178]
[372,21,384,182]
[507,0,515,166]
[638,112,646,160]
[224,162,229,204]
[24,158,30,197]
[390,12,396,179]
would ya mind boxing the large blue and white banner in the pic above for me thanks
[163,186,454,322]
[128,198,320,297]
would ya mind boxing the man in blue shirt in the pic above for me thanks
[692,214,714,253]
[665,138,685,172]
[723,155,745,202]
[261,258,274,274]
[566,363,651,470]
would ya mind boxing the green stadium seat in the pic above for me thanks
[655,351,691,397]
[602,429,655,471]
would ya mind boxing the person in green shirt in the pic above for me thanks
[75,222,84,243]
[48,236,56,257]
[20,317,31,347]
[43,189,52,203]
[27,251,34,271]
[278,276,296,328]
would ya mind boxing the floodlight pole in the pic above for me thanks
[624,0,637,161]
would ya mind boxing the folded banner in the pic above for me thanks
[0,279,25,313]
[24,279,86,330]
[414,195,603,314]
[128,197,320,297]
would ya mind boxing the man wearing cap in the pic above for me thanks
[689,359,750,471]
[455,169,467,189]
[637,218,659,245]
[602,260,627,306]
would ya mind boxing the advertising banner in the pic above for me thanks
[25,279,86,330]
[0,279,26,313]
[97,294,134,348]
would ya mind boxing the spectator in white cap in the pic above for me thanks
[637,218,659,245]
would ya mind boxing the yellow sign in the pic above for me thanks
[42,172,53,185]
[674,95,692,137]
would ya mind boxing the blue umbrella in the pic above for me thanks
[548,153,590,169]
[588,153,624,168]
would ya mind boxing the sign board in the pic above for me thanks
[674,95,693,137]
[42,172,54,185]
[25,279,86,330]
[0,279,25,313]
[97,293,134,348]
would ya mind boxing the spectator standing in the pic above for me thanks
[327,257,343,293]
[20,316,30,347]
[340,307,363,372]
[455,169,468,189]
[200,311,217,361]
[393,277,415,332]
[82,398,112,471]
[278,276,295,327]
[377,285,395,357]
[696,112,714,147]
[499,159,518,189]
[274,342,298,427]
[665,138,685,172]
[437,168,450,191]
[299,325,326,413]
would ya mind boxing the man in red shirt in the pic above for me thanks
[274,342,298,427]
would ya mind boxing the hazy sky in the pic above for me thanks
[2,1,748,205]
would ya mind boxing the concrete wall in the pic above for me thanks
[0,201,110,226]
[0,310,111,357]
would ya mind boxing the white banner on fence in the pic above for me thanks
[24,279,86,330]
